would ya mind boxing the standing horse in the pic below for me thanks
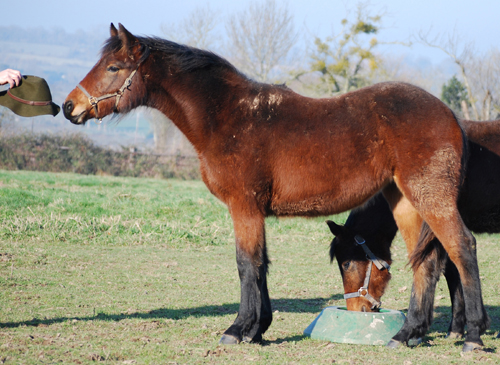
[63,24,488,351]
[328,119,500,339]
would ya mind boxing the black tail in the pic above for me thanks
[409,221,445,270]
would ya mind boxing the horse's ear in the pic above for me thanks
[326,220,345,237]
[110,23,118,37]
[118,23,142,61]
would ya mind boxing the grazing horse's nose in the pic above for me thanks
[63,100,74,119]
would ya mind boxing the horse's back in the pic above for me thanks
[266,82,465,217]
[462,119,500,155]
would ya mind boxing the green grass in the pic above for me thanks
[0,170,499,364]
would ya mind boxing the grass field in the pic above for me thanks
[0,170,499,364]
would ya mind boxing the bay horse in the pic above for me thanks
[62,23,488,351]
[328,119,500,341]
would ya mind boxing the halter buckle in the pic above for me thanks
[358,287,368,297]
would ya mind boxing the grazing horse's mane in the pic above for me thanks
[102,35,239,74]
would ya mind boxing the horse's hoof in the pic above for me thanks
[407,337,422,347]
[462,341,482,353]
[446,332,463,339]
[219,334,240,345]
[386,339,401,349]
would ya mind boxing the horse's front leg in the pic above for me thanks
[387,238,446,347]
[220,207,272,344]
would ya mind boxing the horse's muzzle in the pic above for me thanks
[62,100,74,117]
[62,100,85,125]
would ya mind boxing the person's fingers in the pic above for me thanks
[10,69,22,87]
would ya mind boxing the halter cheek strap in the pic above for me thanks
[343,235,391,310]
[77,61,142,124]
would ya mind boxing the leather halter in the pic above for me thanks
[77,59,144,124]
[343,235,390,310]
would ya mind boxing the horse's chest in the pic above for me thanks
[199,156,257,203]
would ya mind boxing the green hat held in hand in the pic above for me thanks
[0,75,60,117]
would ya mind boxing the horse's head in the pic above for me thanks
[63,23,148,124]
[327,220,392,312]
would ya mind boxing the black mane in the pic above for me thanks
[102,35,237,73]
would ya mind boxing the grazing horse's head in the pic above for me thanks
[327,220,392,312]
[63,23,149,124]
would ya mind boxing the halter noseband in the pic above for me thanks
[343,235,390,310]
[77,58,144,124]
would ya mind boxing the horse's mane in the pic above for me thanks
[102,35,238,73]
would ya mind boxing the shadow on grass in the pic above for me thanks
[401,305,499,352]
[0,295,344,329]
[430,305,500,334]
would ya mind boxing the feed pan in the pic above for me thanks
[304,306,405,345]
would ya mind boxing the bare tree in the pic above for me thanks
[418,30,500,120]
[146,108,196,156]
[225,0,297,82]
[468,49,500,120]
[161,4,221,50]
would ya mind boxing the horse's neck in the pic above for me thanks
[148,70,248,153]
[348,199,397,260]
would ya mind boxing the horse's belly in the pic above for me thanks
[269,172,389,217]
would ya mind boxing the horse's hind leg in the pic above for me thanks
[392,153,489,351]
[383,186,443,343]
[219,205,272,344]
[382,184,423,255]
[385,185,467,341]
[415,214,487,350]
[443,256,465,338]
[406,238,466,339]
[390,242,445,345]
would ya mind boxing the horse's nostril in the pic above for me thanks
[64,100,74,115]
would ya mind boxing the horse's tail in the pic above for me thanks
[409,221,441,271]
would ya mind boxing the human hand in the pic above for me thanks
[0,69,22,88]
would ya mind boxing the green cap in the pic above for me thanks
[0,75,60,117]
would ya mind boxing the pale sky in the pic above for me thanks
[2,0,499,64]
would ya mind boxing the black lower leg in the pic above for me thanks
[390,242,443,345]
[221,246,272,344]
[456,233,489,349]
[258,247,272,335]
[443,257,465,337]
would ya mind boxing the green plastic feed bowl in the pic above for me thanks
[304,306,405,345]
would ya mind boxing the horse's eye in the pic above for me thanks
[342,261,351,271]
[107,66,120,73]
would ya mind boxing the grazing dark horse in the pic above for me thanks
[328,119,500,340]
[63,24,488,351]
